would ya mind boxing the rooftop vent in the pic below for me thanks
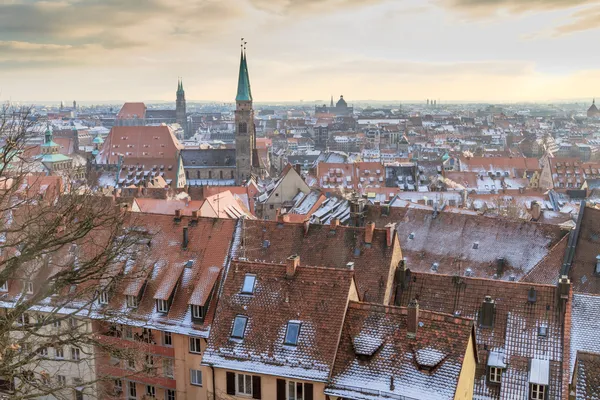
[465,268,473,277]
[473,242,479,250]
[480,296,495,328]
[262,240,270,249]
[538,324,548,337]
[409,232,415,240]
[185,260,194,269]
[431,262,439,272]
[528,287,537,303]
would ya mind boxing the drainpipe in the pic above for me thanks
[209,363,216,400]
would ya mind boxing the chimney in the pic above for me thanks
[407,299,419,338]
[191,210,199,219]
[182,226,189,249]
[531,201,542,221]
[558,275,570,301]
[294,163,302,176]
[286,255,300,278]
[303,220,310,236]
[365,222,375,244]
[496,257,505,277]
[330,218,340,230]
[278,213,290,223]
[174,209,182,222]
[479,296,495,328]
[385,223,396,247]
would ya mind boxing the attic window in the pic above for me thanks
[529,358,549,400]
[241,275,256,294]
[284,321,301,346]
[538,325,548,337]
[126,295,138,308]
[231,315,248,339]
[156,299,169,313]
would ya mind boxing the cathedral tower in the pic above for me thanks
[176,78,188,137]
[235,43,255,184]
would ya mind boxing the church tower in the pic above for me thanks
[176,78,188,138]
[235,42,255,184]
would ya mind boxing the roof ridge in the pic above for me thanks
[234,259,354,273]
[411,271,557,289]
[348,301,474,326]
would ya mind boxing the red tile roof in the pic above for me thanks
[236,219,402,304]
[203,260,355,381]
[327,301,475,400]
[397,272,566,399]
[573,351,600,400]
[117,102,147,120]
[98,125,183,164]
[569,206,600,295]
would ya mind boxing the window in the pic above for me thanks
[0,281,7,292]
[71,347,81,361]
[287,381,305,400]
[20,313,30,325]
[189,337,201,354]
[231,316,248,339]
[239,122,248,134]
[236,373,252,396]
[125,326,133,340]
[128,381,137,399]
[146,354,154,368]
[284,322,301,346]
[37,346,48,357]
[166,389,176,400]
[146,385,156,397]
[56,375,66,386]
[163,359,174,378]
[157,299,169,313]
[126,295,138,308]
[114,379,123,394]
[74,389,84,400]
[26,281,33,294]
[191,305,204,320]
[489,367,502,383]
[162,331,172,346]
[55,346,64,359]
[99,291,109,305]
[191,369,203,386]
[241,275,256,294]
[127,358,135,370]
[53,320,61,328]
[531,384,546,400]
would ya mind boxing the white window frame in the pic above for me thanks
[99,291,109,305]
[0,281,7,292]
[287,380,306,400]
[189,337,201,354]
[531,384,546,400]
[146,385,156,397]
[128,381,137,399]
[37,346,48,357]
[236,373,253,396]
[26,281,33,294]
[163,358,174,378]
[126,295,138,308]
[190,369,203,386]
[284,322,301,346]
[54,346,64,359]
[127,358,135,370]
[489,367,502,383]
[53,320,61,328]
[165,389,176,400]
[71,347,81,361]
[56,375,66,386]
[241,274,256,294]
[162,331,172,346]
[191,304,204,319]
[157,299,169,313]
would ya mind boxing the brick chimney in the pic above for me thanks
[174,209,182,222]
[531,201,542,221]
[191,210,199,219]
[407,299,419,338]
[286,255,300,278]
[385,223,396,247]
[365,222,375,244]
[330,218,340,230]
[303,220,310,236]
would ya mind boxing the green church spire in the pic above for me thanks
[236,40,252,102]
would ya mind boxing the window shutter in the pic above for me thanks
[252,375,262,399]
[276,379,286,400]
[305,383,314,400]
[226,372,236,395]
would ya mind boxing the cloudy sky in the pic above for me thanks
[1,0,599,103]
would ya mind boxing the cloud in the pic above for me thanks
[553,5,600,35]
[248,0,386,15]
[439,0,598,15]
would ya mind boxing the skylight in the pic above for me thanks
[284,322,301,346]
[241,275,256,294]
[231,316,248,339]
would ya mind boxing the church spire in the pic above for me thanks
[236,39,252,102]
[330,95,334,107]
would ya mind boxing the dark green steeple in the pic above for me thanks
[177,78,185,96]
[236,48,252,102]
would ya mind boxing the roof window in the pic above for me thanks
[231,315,248,339]
[408,232,415,240]
[284,322,301,346]
[538,324,548,337]
[473,242,479,249]
[241,275,256,295]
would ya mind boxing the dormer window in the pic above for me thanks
[531,384,546,400]
[284,322,301,346]
[489,367,502,383]
[241,274,256,294]
[487,350,506,385]
[126,295,138,308]
[99,291,109,305]
[156,299,169,313]
[191,305,204,320]
[529,358,549,400]
[231,315,248,339]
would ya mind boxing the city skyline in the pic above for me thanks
[1,0,600,102]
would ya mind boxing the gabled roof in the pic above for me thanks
[236,220,401,304]
[573,351,600,400]
[203,260,354,381]
[98,125,183,164]
[117,102,147,120]
[327,302,475,400]
[570,293,600,381]
[397,272,565,400]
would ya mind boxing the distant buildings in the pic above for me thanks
[315,95,354,116]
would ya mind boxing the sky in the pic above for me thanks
[1,0,600,103]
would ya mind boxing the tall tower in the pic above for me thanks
[235,41,255,184]
[176,78,188,138]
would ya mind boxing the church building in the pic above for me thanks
[315,95,354,116]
